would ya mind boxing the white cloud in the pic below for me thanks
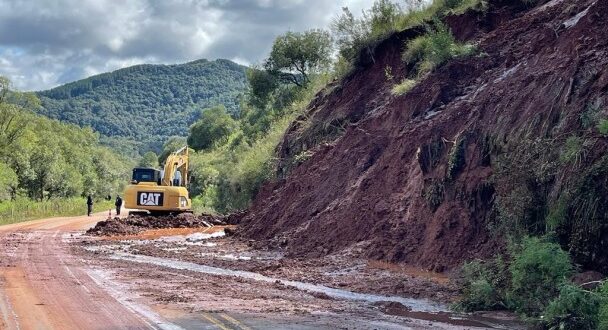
[0,0,375,91]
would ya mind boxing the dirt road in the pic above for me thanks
[0,213,522,329]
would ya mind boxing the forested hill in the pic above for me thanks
[35,59,247,155]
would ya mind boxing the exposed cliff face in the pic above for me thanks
[239,0,608,272]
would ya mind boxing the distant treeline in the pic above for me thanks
[0,76,130,203]
[36,59,247,156]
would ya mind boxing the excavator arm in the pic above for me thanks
[161,146,189,187]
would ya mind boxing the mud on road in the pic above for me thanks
[0,213,523,329]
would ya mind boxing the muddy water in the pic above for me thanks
[110,251,446,311]
[85,230,525,329]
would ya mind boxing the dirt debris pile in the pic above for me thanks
[86,213,227,236]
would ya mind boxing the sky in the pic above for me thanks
[0,0,372,91]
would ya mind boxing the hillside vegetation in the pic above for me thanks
[0,76,130,222]
[36,59,247,155]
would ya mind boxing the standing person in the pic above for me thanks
[115,195,123,216]
[86,195,93,216]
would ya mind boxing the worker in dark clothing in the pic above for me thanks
[115,196,123,216]
[86,195,93,216]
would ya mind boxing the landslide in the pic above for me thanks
[238,0,608,272]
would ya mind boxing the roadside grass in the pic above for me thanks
[0,197,114,226]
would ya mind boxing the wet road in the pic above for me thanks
[0,213,519,329]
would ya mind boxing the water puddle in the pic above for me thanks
[219,254,252,261]
[104,251,527,328]
[108,251,446,312]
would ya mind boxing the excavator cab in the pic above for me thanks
[124,147,192,214]
[131,168,161,185]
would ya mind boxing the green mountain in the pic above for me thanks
[35,59,247,155]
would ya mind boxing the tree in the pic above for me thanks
[159,136,187,164]
[0,162,18,201]
[246,68,279,109]
[28,145,62,201]
[0,76,30,154]
[265,29,332,87]
[187,105,237,151]
[139,151,159,168]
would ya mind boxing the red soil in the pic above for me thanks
[238,0,608,272]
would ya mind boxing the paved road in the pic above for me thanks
[0,212,511,330]
[0,212,167,329]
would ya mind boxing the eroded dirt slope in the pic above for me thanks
[238,0,608,272]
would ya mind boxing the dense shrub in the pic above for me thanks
[599,281,608,330]
[189,75,330,213]
[187,105,238,151]
[507,237,574,316]
[543,284,603,330]
[332,0,402,64]
[455,259,507,311]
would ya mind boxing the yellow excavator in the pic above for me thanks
[124,146,192,214]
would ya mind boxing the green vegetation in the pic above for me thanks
[508,237,574,316]
[139,151,159,168]
[543,284,605,330]
[0,198,114,226]
[560,136,585,164]
[188,78,327,212]
[36,59,247,155]
[187,105,238,152]
[391,79,417,95]
[456,237,608,329]
[265,29,332,87]
[455,258,507,311]
[331,0,482,71]
[597,119,608,136]
[446,133,467,180]
[0,76,129,222]
[403,22,476,76]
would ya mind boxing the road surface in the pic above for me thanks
[0,212,519,330]
[0,212,160,329]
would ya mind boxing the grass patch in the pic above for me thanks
[403,22,476,77]
[597,119,608,136]
[391,79,417,95]
[0,197,113,226]
[560,136,585,165]
[397,0,487,30]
